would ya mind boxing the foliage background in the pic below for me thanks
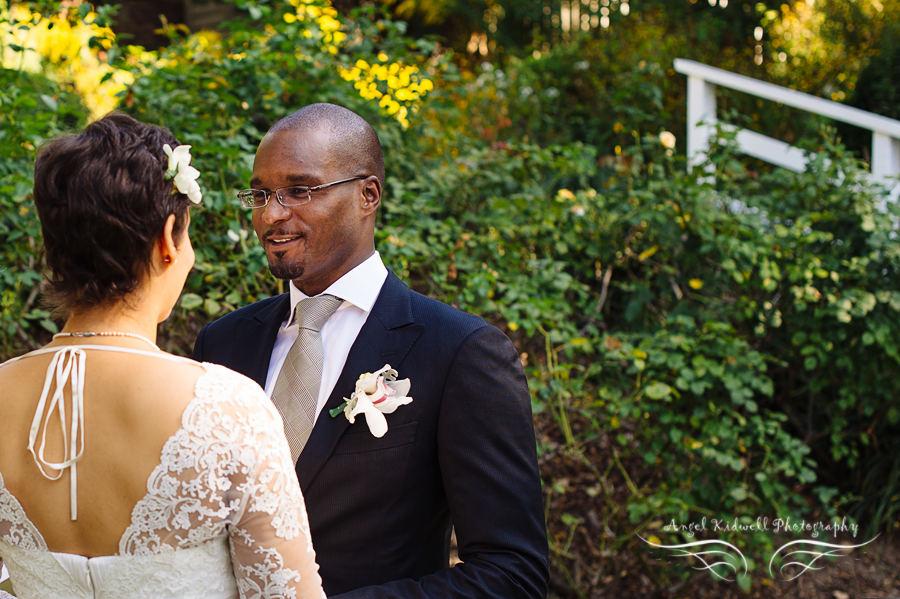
[1,0,899,596]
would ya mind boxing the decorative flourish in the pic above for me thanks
[639,535,749,581]
[768,536,878,581]
[329,365,413,438]
[162,144,202,204]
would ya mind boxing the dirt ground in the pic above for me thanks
[534,411,900,599]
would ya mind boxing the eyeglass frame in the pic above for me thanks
[237,176,370,209]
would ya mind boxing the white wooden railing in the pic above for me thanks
[674,59,900,202]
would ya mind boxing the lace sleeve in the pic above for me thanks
[0,557,11,599]
[226,377,326,599]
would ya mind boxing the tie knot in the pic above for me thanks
[293,294,343,332]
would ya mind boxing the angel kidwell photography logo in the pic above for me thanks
[639,516,879,589]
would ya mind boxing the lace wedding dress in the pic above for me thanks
[0,346,326,599]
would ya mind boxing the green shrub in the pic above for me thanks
[1,1,898,590]
[0,68,87,352]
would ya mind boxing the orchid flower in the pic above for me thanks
[342,365,413,437]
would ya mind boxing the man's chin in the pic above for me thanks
[267,259,304,282]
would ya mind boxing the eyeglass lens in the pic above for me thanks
[277,187,310,205]
[242,186,310,207]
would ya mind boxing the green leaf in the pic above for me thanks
[204,298,221,315]
[644,382,672,400]
[561,512,580,527]
[180,293,204,310]
[40,94,58,112]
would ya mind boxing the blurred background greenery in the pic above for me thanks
[1,0,898,595]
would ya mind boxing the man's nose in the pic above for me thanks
[260,196,293,224]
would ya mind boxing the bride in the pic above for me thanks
[0,113,327,598]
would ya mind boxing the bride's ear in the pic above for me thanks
[158,214,179,266]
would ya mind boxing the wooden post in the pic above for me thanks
[872,132,900,203]
[686,75,717,175]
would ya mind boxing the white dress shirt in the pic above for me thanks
[263,252,388,422]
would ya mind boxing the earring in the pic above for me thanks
[164,257,178,265]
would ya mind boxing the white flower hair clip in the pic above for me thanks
[163,144,202,204]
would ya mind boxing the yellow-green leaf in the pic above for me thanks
[645,382,673,400]
[638,245,659,261]
[180,293,204,310]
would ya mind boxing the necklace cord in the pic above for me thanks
[53,331,159,351]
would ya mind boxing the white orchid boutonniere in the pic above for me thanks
[329,365,413,437]
[162,144,203,204]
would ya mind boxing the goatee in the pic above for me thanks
[268,255,304,281]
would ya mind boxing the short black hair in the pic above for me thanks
[33,112,193,318]
[270,103,385,184]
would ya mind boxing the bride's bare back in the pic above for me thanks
[0,345,204,557]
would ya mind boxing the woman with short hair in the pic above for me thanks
[0,113,326,599]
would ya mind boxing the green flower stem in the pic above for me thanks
[329,402,348,418]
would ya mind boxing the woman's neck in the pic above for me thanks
[59,305,158,344]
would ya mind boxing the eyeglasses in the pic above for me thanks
[237,176,368,208]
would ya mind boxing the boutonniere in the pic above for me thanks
[329,365,413,437]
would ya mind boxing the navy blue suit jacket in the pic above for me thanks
[192,271,549,598]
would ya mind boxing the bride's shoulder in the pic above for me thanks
[194,362,262,392]
[191,363,278,417]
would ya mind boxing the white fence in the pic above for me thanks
[673,58,900,201]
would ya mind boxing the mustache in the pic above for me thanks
[261,230,305,242]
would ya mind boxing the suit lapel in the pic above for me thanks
[234,293,291,388]
[295,272,423,490]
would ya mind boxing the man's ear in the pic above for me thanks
[361,176,382,215]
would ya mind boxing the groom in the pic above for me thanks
[193,103,548,598]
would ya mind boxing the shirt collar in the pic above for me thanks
[285,251,388,327]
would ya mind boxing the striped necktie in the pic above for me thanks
[271,294,343,462]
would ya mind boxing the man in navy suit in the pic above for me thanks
[193,103,548,598]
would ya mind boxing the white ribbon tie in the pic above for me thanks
[27,347,87,521]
